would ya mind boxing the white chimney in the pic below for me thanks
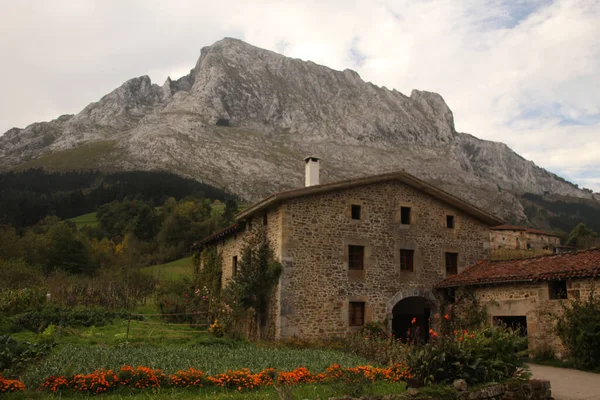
[304,156,320,187]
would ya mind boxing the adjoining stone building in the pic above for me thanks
[490,225,561,251]
[435,248,600,357]
[195,157,503,340]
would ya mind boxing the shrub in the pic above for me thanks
[406,325,529,386]
[0,287,47,317]
[0,335,53,376]
[343,331,410,365]
[556,288,600,370]
[12,305,120,332]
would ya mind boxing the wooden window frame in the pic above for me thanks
[348,245,365,270]
[400,249,414,272]
[349,301,365,326]
[445,252,458,275]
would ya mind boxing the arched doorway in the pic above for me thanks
[392,296,431,343]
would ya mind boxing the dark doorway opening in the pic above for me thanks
[392,296,431,343]
[493,315,528,336]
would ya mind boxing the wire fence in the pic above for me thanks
[125,311,210,339]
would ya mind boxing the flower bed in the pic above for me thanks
[0,375,25,393]
[31,363,411,394]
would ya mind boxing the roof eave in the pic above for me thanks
[235,172,504,226]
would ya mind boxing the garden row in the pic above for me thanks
[1,363,411,394]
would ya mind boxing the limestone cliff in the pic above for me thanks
[0,38,595,223]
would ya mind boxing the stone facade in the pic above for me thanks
[490,228,560,250]
[463,278,599,358]
[211,179,495,339]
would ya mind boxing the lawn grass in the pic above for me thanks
[68,212,98,229]
[6,381,406,399]
[141,257,194,281]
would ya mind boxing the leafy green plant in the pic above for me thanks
[406,325,529,386]
[222,227,282,338]
[0,335,54,377]
[556,286,600,370]
[12,305,121,332]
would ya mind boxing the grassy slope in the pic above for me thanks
[141,257,194,281]
[15,140,120,171]
[68,212,98,229]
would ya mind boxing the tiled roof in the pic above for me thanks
[191,223,243,250]
[436,248,600,288]
[490,224,561,237]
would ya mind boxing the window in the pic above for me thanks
[348,245,365,270]
[401,207,411,224]
[446,215,455,229]
[549,281,568,300]
[349,302,365,326]
[232,256,238,277]
[445,252,458,275]
[351,204,361,220]
[446,288,456,304]
[400,249,414,272]
[246,217,253,230]
[263,213,268,226]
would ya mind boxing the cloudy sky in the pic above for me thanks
[1,0,598,191]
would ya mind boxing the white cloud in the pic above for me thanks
[0,0,598,190]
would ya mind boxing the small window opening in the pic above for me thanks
[349,301,365,326]
[401,207,411,225]
[446,215,455,229]
[400,249,414,272]
[446,288,456,304]
[351,204,361,220]
[549,281,568,300]
[216,118,230,126]
[348,245,365,270]
[246,217,253,231]
[445,252,458,275]
[232,256,238,277]
[263,213,268,226]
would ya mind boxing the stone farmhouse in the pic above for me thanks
[490,225,561,251]
[436,248,600,356]
[195,157,503,340]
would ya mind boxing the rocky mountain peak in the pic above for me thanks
[0,37,596,226]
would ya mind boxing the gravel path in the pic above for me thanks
[528,364,600,400]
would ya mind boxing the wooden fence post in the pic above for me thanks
[126,315,131,340]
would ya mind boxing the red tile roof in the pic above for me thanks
[490,224,562,237]
[436,248,600,288]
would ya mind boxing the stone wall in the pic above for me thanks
[468,278,599,358]
[490,230,560,250]
[278,181,492,338]
[215,205,284,339]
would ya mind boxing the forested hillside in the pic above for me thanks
[0,169,232,228]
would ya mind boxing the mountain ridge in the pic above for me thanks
[1,37,597,227]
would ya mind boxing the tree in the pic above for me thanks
[224,227,282,336]
[222,199,239,226]
[0,225,24,260]
[566,223,599,249]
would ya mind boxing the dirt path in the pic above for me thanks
[528,364,600,400]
